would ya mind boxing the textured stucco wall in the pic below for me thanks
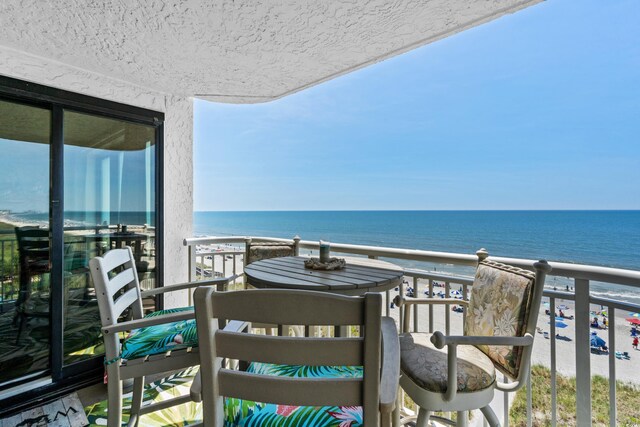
[0,47,193,305]
[0,0,542,103]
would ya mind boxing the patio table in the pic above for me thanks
[244,255,403,296]
[244,255,403,336]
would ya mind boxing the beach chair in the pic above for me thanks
[393,249,551,427]
[89,247,236,427]
[191,288,400,427]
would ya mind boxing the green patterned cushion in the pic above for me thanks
[120,307,197,361]
[465,261,536,378]
[224,363,363,427]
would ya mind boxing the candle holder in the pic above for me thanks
[319,240,330,263]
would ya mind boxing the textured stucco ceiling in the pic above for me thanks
[0,0,540,104]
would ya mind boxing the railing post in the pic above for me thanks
[503,374,509,427]
[399,279,405,333]
[189,244,196,282]
[574,278,592,426]
[413,276,419,332]
[188,244,197,305]
[526,363,532,427]
[550,298,557,427]
[244,237,251,289]
[293,235,300,256]
[428,279,434,333]
[608,308,616,427]
[445,281,451,336]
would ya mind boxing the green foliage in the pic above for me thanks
[510,364,640,426]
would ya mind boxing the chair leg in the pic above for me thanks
[129,376,145,427]
[107,365,123,427]
[392,392,401,427]
[416,408,431,427]
[480,405,500,427]
[456,411,468,427]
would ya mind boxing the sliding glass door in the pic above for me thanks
[0,77,163,406]
[0,99,52,385]
[62,110,157,364]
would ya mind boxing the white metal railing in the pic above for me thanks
[183,235,640,427]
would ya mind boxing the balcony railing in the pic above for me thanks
[184,235,640,427]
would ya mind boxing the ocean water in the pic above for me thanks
[5,211,155,227]
[194,210,640,304]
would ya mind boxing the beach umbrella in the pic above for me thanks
[629,312,640,318]
[626,318,640,325]
[550,320,568,328]
[590,334,606,348]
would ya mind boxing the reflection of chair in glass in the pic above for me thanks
[13,226,50,344]
[191,288,400,427]
[393,250,551,427]
[89,247,236,427]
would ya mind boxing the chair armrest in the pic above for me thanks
[102,310,194,335]
[430,331,534,348]
[140,275,239,298]
[393,296,469,308]
[429,331,534,402]
[190,371,202,402]
[379,317,400,414]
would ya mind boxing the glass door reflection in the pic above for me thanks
[0,99,51,385]
[62,110,157,364]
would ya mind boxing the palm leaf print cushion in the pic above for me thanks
[120,307,197,360]
[224,363,364,427]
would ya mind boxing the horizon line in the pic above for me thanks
[194,209,640,213]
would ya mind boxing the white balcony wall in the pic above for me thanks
[0,47,193,307]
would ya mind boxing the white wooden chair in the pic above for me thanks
[89,247,235,427]
[393,250,551,427]
[191,288,400,427]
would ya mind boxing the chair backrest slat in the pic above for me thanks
[112,288,141,321]
[216,331,364,366]
[100,246,135,272]
[15,227,50,265]
[106,267,136,297]
[210,289,364,325]
[195,287,382,426]
[218,370,363,407]
[90,247,143,327]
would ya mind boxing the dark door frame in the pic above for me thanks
[0,75,165,415]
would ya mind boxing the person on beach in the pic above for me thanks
[634,336,639,350]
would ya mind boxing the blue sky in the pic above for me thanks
[194,0,640,211]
